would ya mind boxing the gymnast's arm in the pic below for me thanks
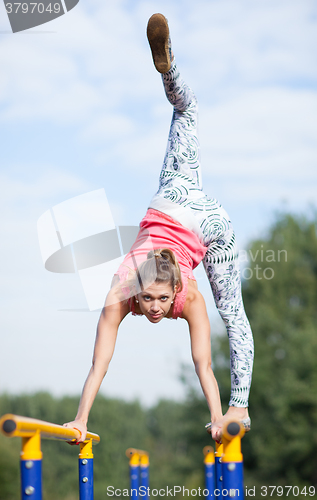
[63,283,130,442]
[182,287,223,441]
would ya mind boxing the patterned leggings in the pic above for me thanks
[152,61,254,407]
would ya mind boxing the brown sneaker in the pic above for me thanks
[147,13,172,73]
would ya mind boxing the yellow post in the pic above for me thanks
[126,449,140,466]
[126,448,150,499]
[21,430,42,460]
[140,451,150,498]
[140,453,149,467]
[203,445,215,465]
[221,421,245,498]
[19,430,43,499]
[215,442,223,460]
[126,449,141,498]
[222,422,245,463]
[79,439,93,460]
[203,445,215,496]
[78,439,94,499]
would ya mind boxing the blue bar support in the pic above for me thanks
[130,464,139,499]
[214,443,223,500]
[21,459,42,500]
[140,464,149,500]
[205,462,215,498]
[79,457,94,500]
[222,461,244,499]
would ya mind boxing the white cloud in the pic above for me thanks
[199,87,317,180]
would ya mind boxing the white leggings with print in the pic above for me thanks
[150,61,254,407]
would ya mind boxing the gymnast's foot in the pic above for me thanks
[147,13,174,73]
[205,407,251,439]
[224,406,251,432]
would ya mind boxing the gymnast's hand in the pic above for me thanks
[208,419,223,443]
[63,420,87,444]
[205,416,229,443]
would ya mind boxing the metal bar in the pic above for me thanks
[21,458,42,500]
[126,448,149,499]
[140,454,150,500]
[203,446,215,498]
[130,463,139,499]
[20,431,43,500]
[79,458,94,500]
[215,442,223,500]
[222,421,245,500]
[1,414,100,500]
[79,440,94,500]
[125,448,149,458]
[0,414,100,444]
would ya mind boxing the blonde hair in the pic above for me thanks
[134,248,183,293]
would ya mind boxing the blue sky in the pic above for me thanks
[0,0,316,407]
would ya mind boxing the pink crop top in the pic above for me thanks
[115,209,207,319]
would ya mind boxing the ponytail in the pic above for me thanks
[134,248,182,293]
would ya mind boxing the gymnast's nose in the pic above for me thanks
[150,300,160,312]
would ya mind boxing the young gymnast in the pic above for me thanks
[64,14,254,443]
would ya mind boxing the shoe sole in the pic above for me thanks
[147,13,171,74]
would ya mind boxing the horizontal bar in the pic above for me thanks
[126,448,149,467]
[0,414,100,444]
[125,448,149,458]
[222,421,245,441]
[203,445,215,464]
[222,420,244,464]
[203,445,214,456]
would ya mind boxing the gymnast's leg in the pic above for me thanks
[203,224,254,426]
[147,13,203,199]
[147,14,254,427]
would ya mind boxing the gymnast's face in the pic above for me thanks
[137,282,176,323]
